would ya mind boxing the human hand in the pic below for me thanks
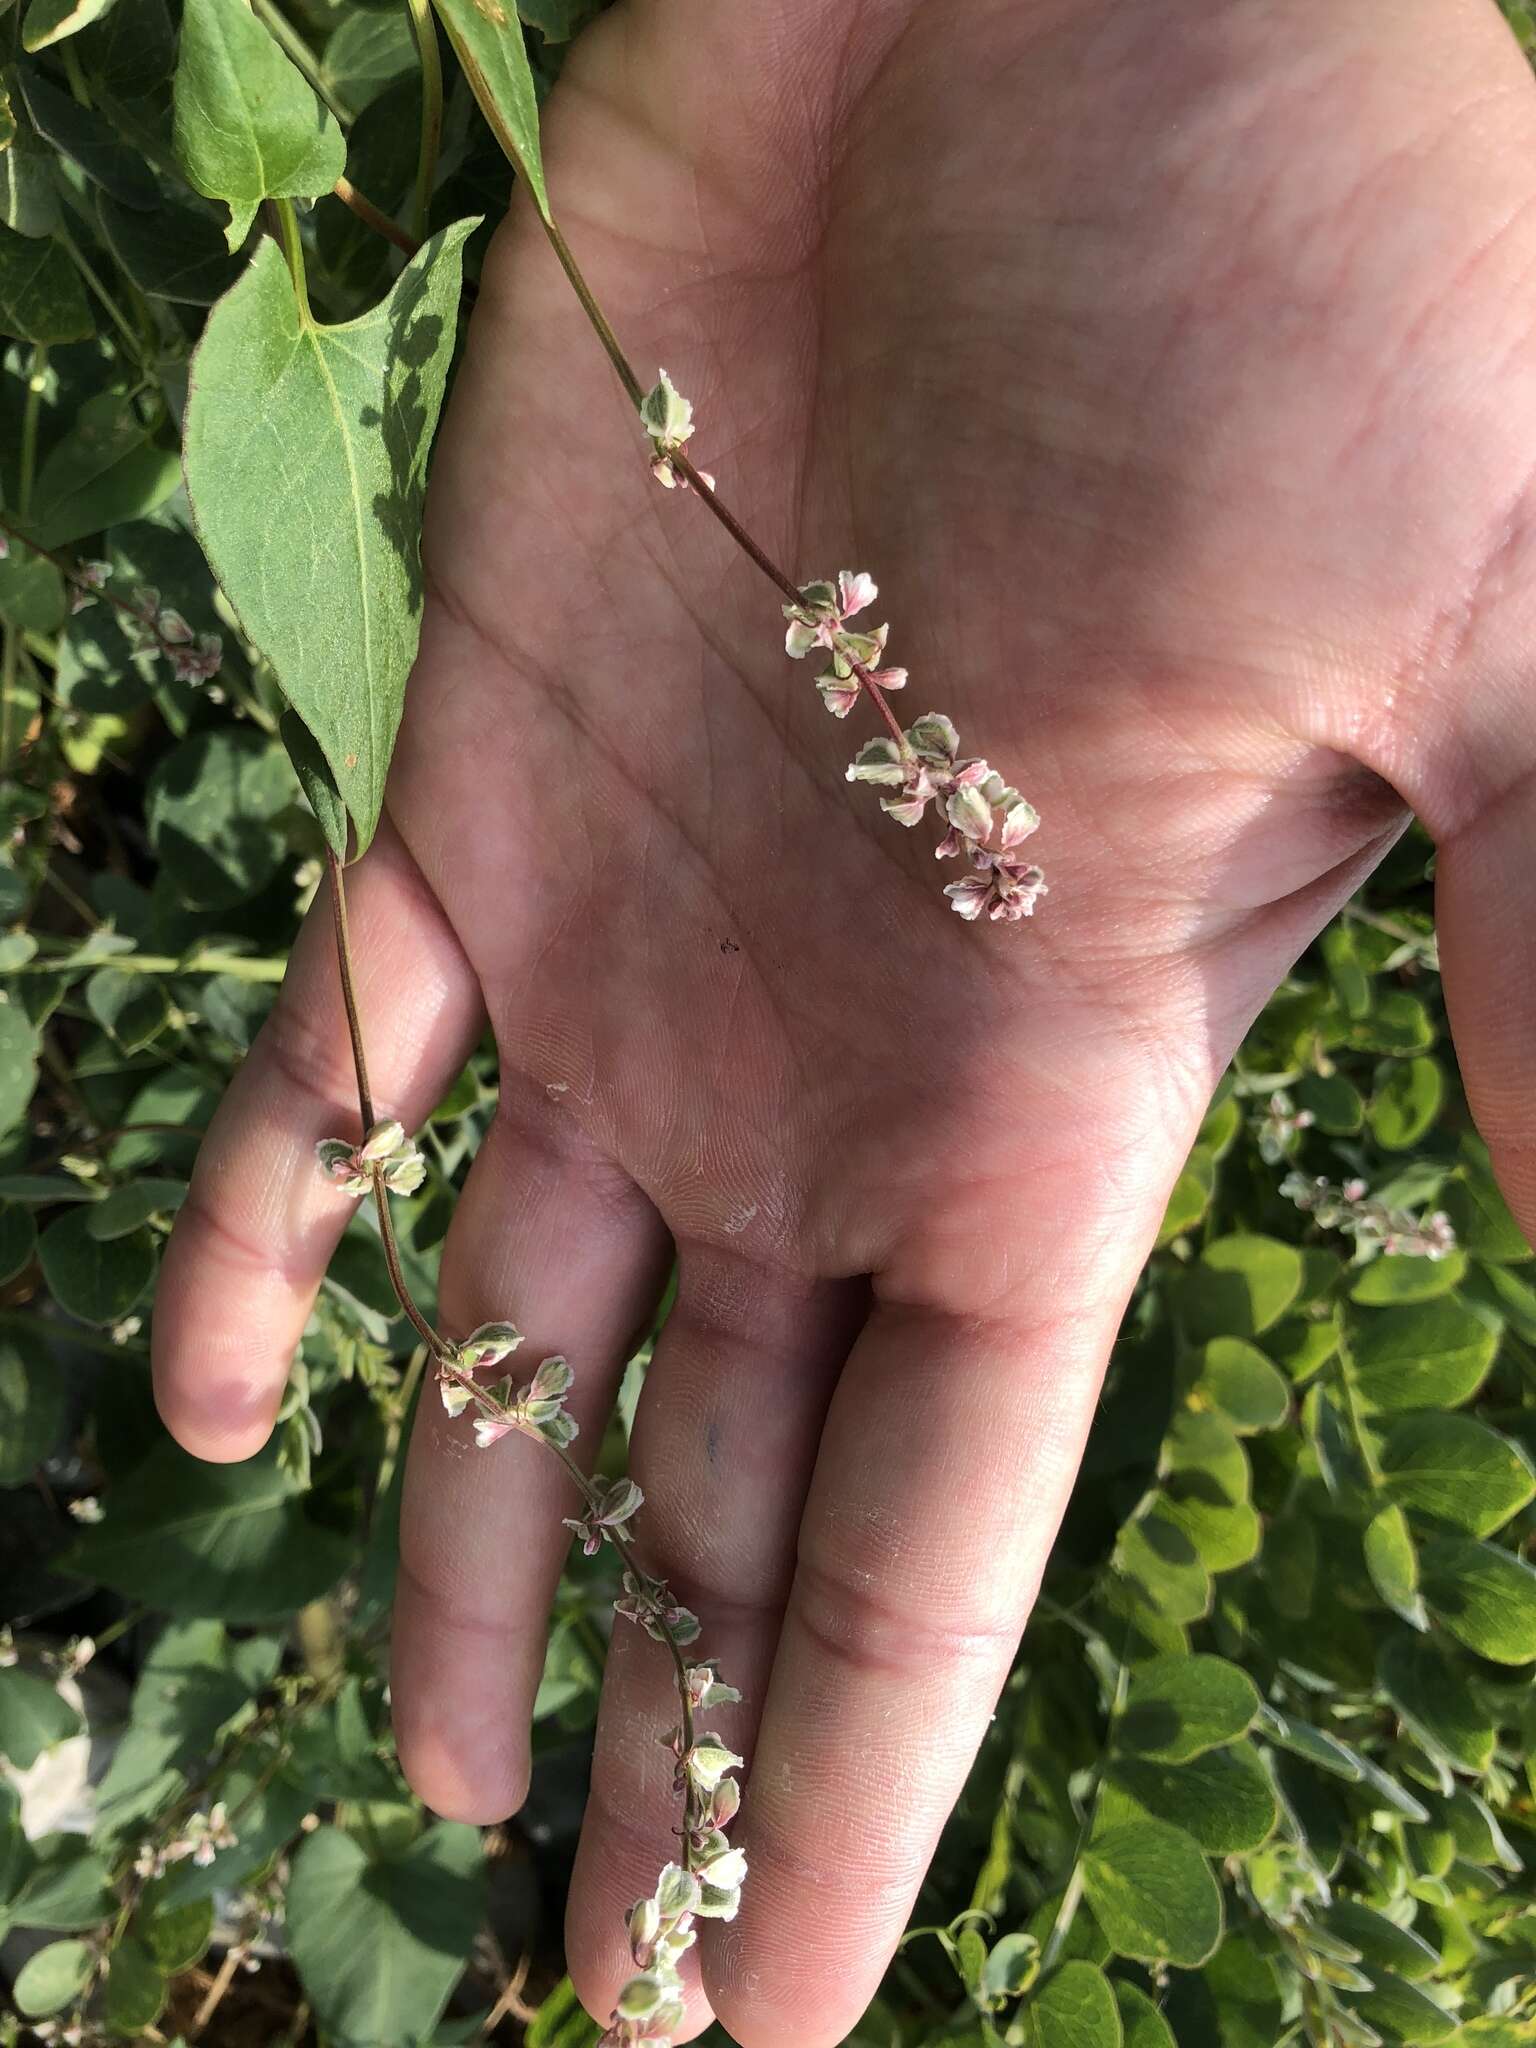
[153,0,1536,2037]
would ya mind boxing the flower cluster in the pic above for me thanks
[121,581,224,684]
[614,1566,700,1646]
[563,1474,643,1555]
[848,710,1047,922]
[316,1118,427,1198]
[1280,1172,1457,1260]
[640,371,712,492]
[602,1714,747,2046]
[441,1340,581,1451]
[781,570,907,719]
[133,1802,238,1880]
[1253,1090,1315,1165]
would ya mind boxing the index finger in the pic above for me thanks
[152,823,483,1462]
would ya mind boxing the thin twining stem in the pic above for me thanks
[323,853,703,1865]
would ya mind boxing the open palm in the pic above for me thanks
[154,0,1536,2038]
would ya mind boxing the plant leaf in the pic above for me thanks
[0,220,92,342]
[1345,1294,1499,1413]
[1117,1655,1260,1764]
[1379,1412,1536,1537]
[184,223,474,853]
[172,0,346,248]
[430,0,548,219]
[1418,1533,1536,1664]
[286,1821,485,2046]
[1082,1821,1223,1968]
[1020,1962,1123,2048]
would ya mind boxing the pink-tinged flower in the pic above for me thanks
[168,633,223,685]
[316,1138,371,1196]
[563,1475,644,1556]
[615,1569,701,1645]
[684,1662,742,1712]
[946,783,993,844]
[0,534,8,560]
[816,673,862,718]
[472,1411,515,1449]
[681,1734,743,1794]
[69,560,110,613]
[157,607,193,645]
[837,570,878,617]
[360,1118,406,1160]
[628,1895,662,1968]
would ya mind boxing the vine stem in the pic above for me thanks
[251,0,352,122]
[273,198,312,322]
[405,0,444,246]
[334,175,421,259]
[323,853,704,1863]
[535,219,911,752]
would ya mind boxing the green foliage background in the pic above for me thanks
[1,0,1535,2042]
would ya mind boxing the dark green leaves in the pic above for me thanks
[1020,1963,1123,2047]
[286,1822,485,2046]
[0,1668,81,1768]
[0,221,92,342]
[38,1206,155,1323]
[184,223,474,853]
[146,728,297,910]
[66,1441,352,1620]
[172,0,345,248]
[1082,1822,1223,1968]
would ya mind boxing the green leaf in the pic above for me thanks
[1343,1972,1455,2044]
[146,728,297,911]
[1293,1068,1364,1134]
[66,1440,352,1621]
[1378,1633,1496,1774]
[1363,1504,1427,1629]
[0,108,64,238]
[38,1206,155,1323]
[1368,1056,1443,1149]
[1345,1294,1498,1413]
[1111,1984,1176,2048]
[1020,1963,1123,2048]
[1181,1234,1302,1342]
[1190,1338,1289,1433]
[0,541,67,631]
[0,1668,81,1769]
[28,389,181,549]
[5,1834,113,1931]
[85,1179,187,1240]
[0,1327,65,1483]
[1441,1162,1530,1263]
[523,1975,600,2048]
[0,1200,38,1283]
[184,223,474,854]
[1349,1249,1466,1305]
[138,1892,214,1972]
[1379,1412,1536,1537]
[14,64,157,207]
[22,0,120,51]
[281,708,348,858]
[1082,1821,1223,1968]
[286,1821,485,2047]
[1159,1412,1259,1572]
[86,965,172,1054]
[1112,1506,1211,1627]
[1254,1703,1364,1782]
[1102,1739,1277,1854]
[1348,989,1433,1055]
[102,1936,167,2033]
[1419,1533,1536,1664]
[0,220,92,342]
[172,0,346,248]
[430,0,548,218]
[14,1937,92,2016]
[1322,1900,1438,1983]
[0,1000,44,1105]
[1117,1655,1260,1763]
[1439,1784,1523,1870]
[321,7,416,112]
[96,189,244,305]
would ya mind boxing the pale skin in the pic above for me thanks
[153,0,1536,2037]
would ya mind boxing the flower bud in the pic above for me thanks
[654,1862,700,1920]
[359,1118,406,1161]
[684,1736,743,1793]
[627,1894,661,1964]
